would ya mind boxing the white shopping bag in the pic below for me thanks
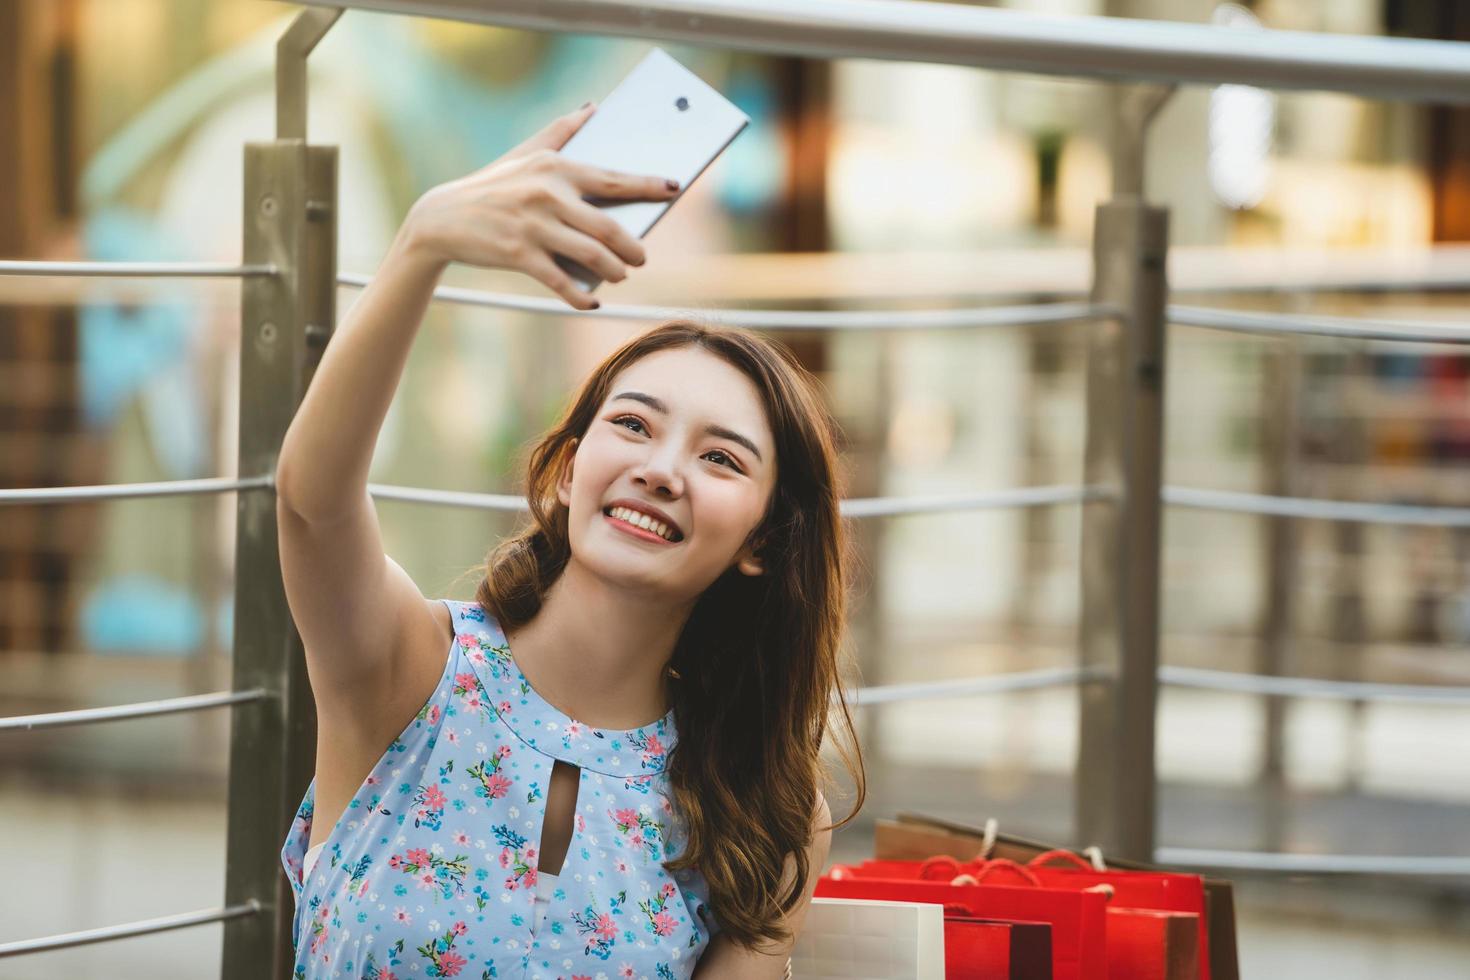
[789,897,945,979]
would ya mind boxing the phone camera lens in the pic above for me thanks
[675,96,690,111]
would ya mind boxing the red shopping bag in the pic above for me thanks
[947,917,1053,980]
[819,864,1108,980]
[1024,851,1209,980]
[877,815,1240,980]
[832,856,1203,980]
[1106,908,1200,980]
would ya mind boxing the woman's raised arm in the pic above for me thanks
[274,102,679,704]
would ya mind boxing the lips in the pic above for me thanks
[601,498,684,542]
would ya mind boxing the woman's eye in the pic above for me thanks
[611,416,740,471]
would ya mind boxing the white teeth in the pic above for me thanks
[609,507,677,542]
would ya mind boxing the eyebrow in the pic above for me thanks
[609,391,765,463]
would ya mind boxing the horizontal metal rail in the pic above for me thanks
[369,483,525,511]
[303,0,1470,105]
[0,475,273,506]
[8,475,1468,531]
[850,666,1108,706]
[339,272,1106,331]
[0,260,276,279]
[0,689,270,732]
[1155,847,1470,877]
[843,485,1108,517]
[1165,486,1470,528]
[843,666,1470,707]
[368,481,1105,517]
[1161,666,1470,705]
[1170,304,1470,345]
[0,902,261,958]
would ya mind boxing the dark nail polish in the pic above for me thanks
[579,100,593,110]
[665,179,680,191]
[589,300,601,310]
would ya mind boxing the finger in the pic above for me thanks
[502,102,597,162]
[549,195,647,268]
[532,220,629,285]
[521,251,600,311]
[564,159,680,202]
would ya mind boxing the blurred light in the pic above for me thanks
[886,397,957,468]
[1208,5,1275,211]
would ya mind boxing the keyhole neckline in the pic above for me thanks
[447,599,679,779]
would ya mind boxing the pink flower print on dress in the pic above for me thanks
[467,750,513,800]
[610,807,666,861]
[415,698,442,726]
[411,783,447,830]
[571,890,628,959]
[562,720,587,748]
[364,950,400,980]
[415,921,471,977]
[639,888,678,939]
[627,727,668,771]
[388,847,469,902]
[492,824,535,889]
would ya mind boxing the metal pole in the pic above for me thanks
[1076,82,1172,861]
[1257,342,1300,852]
[220,9,340,978]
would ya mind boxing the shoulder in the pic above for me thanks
[428,597,452,640]
[810,791,832,857]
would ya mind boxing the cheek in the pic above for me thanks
[694,483,765,541]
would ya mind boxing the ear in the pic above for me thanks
[556,438,579,508]
[735,533,765,577]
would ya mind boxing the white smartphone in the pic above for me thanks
[554,47,751,292]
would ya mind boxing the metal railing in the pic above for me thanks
[3,0,1469,974]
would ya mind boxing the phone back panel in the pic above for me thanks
[554,47,750,290]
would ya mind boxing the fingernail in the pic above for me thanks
[579,101,593,110]
[589,300,601,310]
[665,179,680,191]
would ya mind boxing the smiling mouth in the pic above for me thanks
[602,506,684,543]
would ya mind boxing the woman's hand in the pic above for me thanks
[401,102,681,311]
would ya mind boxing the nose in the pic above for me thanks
[631,443,684,498]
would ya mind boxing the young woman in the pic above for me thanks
[276,101,865,979]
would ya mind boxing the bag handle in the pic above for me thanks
[954,858,1042,887]
[917,856,965,881]
[1028,848,1094,871]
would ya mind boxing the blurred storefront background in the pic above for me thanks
[1,0,1468,976]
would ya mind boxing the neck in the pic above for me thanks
[504,558,695,730]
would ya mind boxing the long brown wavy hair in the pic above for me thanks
[473,319,865,950]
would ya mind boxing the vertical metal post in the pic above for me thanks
[221,9,340,979]
[1257,343,1300,851]
[1076,83,1172,862]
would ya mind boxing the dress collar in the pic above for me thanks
[454,601,677,780]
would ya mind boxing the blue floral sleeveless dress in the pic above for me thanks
[280,598,718,979]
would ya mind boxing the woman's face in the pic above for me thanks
[557,346,778,602]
